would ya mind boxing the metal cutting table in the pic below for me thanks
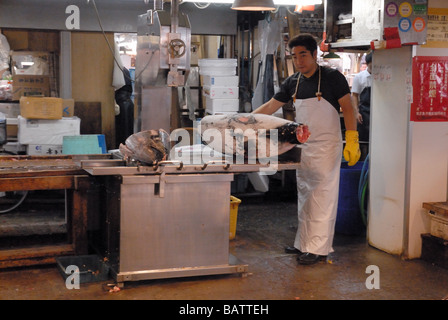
[81,157,300,287]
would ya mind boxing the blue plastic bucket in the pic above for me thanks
[336,161,366,235]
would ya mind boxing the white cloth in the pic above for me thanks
[0,34,10,72]
[293,96,342,256]
[351,69,372,95]
[112,41,126,90]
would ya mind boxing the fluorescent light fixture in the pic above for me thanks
[181,0,233,3]
[181,0,322,5]
[231,0,276,11]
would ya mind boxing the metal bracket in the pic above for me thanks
[198,160,231,171]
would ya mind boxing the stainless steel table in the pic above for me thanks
[82,159,300,287]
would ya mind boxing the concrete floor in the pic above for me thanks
[0,191,448,301]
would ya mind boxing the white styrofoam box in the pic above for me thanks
[198,59,237,67]
[205,110,238,116]
[199,67,236,76]
[428,213,448,240]
[0,102,20,118]
[205,97,239,114]
[198,59,237,76]
[18,115,80,145]
[202,75,239,87]
[3,142,26,154]
[27,144,63,156]
[203,86,239,99]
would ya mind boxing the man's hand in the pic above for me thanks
[343,130,361,166]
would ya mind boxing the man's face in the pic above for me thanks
[367,62,372,74]
[291,46,317,77]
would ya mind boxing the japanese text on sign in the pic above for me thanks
[411,56,448,121]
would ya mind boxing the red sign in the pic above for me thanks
[411,56,448,122]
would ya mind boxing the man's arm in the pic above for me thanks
[252,98,285,115]
[340,92,361,166]
[339,93,357,131]
[350,92,363,124]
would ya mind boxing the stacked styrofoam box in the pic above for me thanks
[198,59,239,115]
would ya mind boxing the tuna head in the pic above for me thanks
[119,129,170,165]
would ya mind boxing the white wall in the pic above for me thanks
[368,24,448,258]
[368,47,413,255]
[406,47,448,258]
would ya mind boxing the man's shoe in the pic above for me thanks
[297,252,326,265]
[285,246,302,254]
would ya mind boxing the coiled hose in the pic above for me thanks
[358,154,369,226]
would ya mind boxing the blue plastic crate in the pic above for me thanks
[63,134,107,154]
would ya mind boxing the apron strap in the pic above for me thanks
[293,65,322,102]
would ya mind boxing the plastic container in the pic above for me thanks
[428,213,448,240]
[229,196,241,240]
[55,255,110,284]
[63,134,107,154]
[335,161,366,235]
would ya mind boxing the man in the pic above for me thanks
[253,34,360,265]
[351,52,373,146]
[115,67,134,148]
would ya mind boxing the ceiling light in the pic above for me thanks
[180,0,323,6]
[231,0,276,11]
[181,0,234,3]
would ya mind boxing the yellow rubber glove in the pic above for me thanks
[343,130,361,166]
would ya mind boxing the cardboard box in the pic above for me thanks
[6,118,18,139]
[27,144,63,156]
[20,96,63,119]
[18,115,80,145]
[12,75,50,101]
[62,99,74,117]
[2,30,29,51]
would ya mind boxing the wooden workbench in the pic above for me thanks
[0,155,100,268]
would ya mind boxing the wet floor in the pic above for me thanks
[0,191,447,302]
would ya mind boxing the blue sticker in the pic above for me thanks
[398,17,412,32]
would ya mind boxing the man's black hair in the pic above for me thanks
[288,34,318,54]
[365,52,373,64]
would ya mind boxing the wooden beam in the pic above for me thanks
[0,244,74,268]
[0,176,75,192]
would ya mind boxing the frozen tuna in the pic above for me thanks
[200,113,310,160]
[119,129,170,165]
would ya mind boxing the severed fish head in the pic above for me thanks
[119,129,170,165]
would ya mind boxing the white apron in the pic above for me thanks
[293,96,342,256]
